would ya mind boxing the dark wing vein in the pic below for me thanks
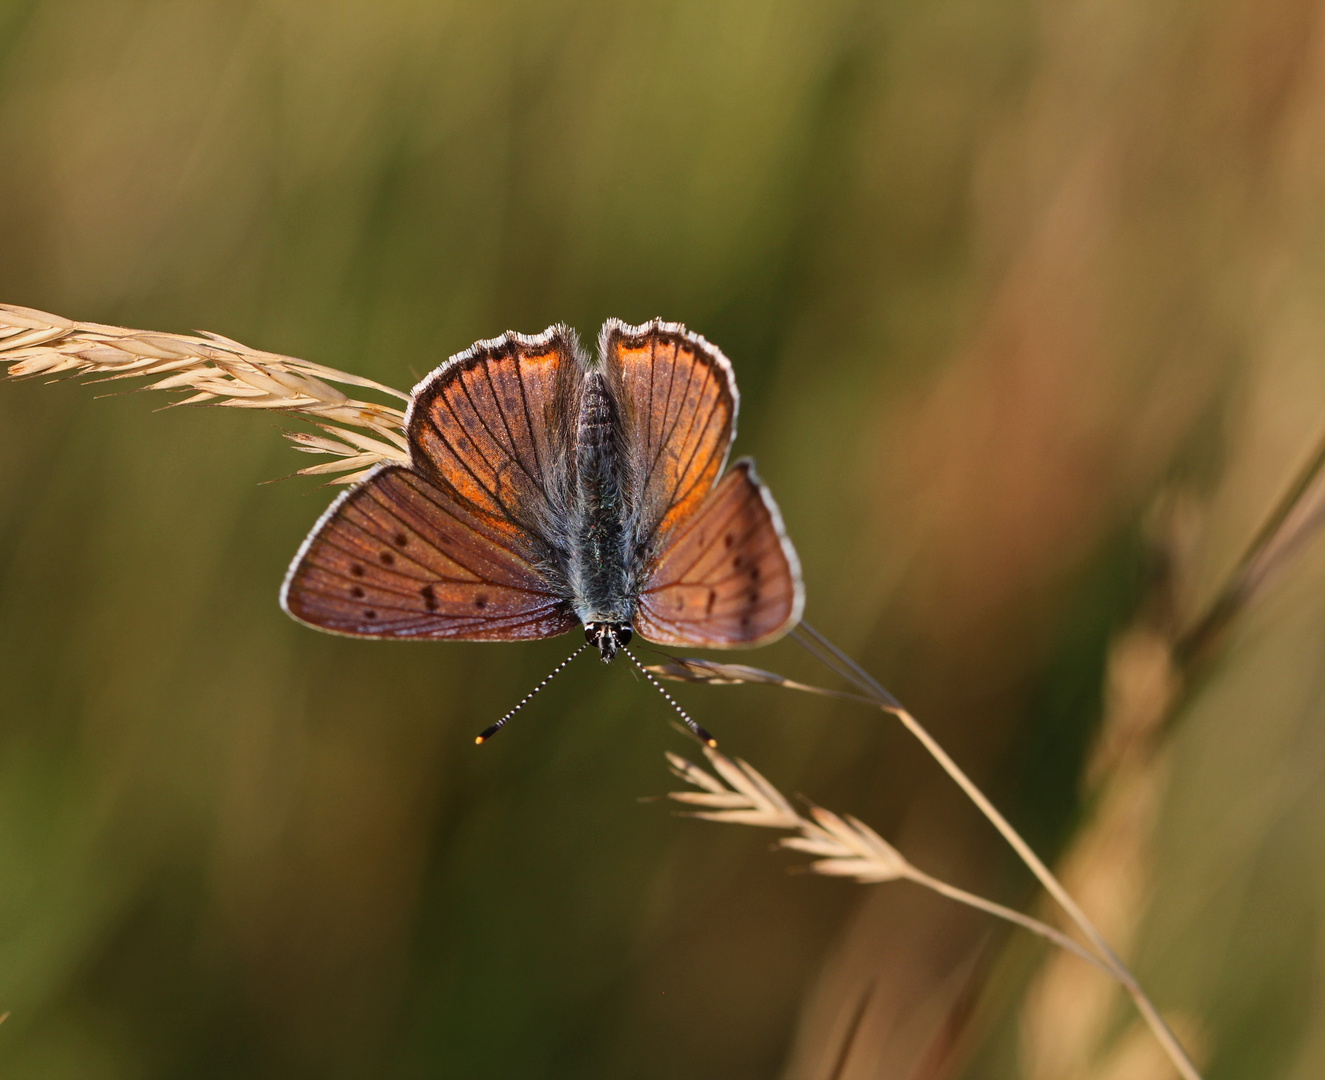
[664,388,724,520]
[373,471,535,569]
[655,345,700,491]
[640,335,687,497]
[513,357,545,489]
[479,355,540,491]
[645,488,755,587]
[425,410,519,531]
[454,374,515,484]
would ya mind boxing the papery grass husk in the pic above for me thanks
[0,304,410,483]
[665,746,1109,970]
[653,425,1325,1080]
[653,624,1205,1080]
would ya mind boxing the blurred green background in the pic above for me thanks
[3,1,1325,1077]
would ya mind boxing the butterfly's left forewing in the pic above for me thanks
[635,460,803,647]
[282,466,577,640]
[600,320,737,548]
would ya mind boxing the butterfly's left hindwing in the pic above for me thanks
[281,466,578,640]
[634,460,803,647]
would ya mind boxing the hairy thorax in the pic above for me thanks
[569,372,634,626]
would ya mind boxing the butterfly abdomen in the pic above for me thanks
[569,372,634,624]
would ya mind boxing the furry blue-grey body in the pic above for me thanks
[566,371,639,649]
[398,320,743,663]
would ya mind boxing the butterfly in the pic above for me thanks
[280,318,804,735]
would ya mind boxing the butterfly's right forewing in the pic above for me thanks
[282,466,577,640]
[407,328,578,541]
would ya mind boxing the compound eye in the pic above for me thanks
[616,625,633,645]
[584,625,599,645]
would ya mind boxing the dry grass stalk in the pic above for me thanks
[1017,616,1212,1080]
[651,630,1204,1080]
[1019,431,1325,1078]
[2,303,1222,1076]
[666,746,1109,973]
[1174,424,1325,670]
[0,304,410,484]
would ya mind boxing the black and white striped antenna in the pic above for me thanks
[474,644,588,744]
[624,647,717,747]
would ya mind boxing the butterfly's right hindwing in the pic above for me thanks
[281,466,578,640]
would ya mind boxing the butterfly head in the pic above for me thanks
[584,621,632,663]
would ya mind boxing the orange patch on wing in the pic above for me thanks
[408,330,573,540]
[605,325,736,546]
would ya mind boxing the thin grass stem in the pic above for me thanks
[648,635,1202,1077]
[664,748,1111,975]
[901,867,1110,976]
[790,624,1202,1080]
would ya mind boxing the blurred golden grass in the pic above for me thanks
[1014,427,1325,1078]
[2,0,1325,1077]
[653,625,1203,1079]
[2,299,1209,1076]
